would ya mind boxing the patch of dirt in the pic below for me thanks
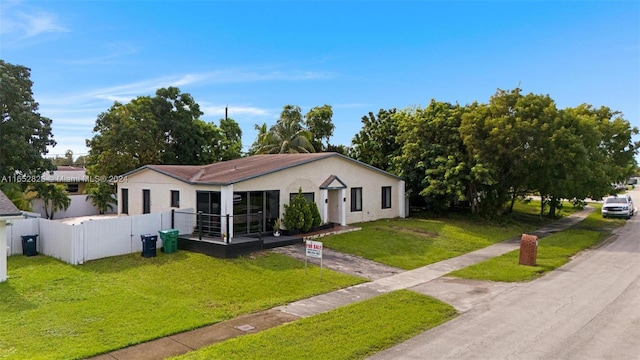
[390,226,438,238]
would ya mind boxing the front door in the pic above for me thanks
[327,189,341,224]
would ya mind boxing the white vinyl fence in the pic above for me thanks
[5,209,185,265]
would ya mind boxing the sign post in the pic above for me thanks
[305,240,323,280]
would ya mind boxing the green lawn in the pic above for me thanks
[0,251,364,360]
[172,290,457,360]
[321,200,577,270]
[448,204,626,282]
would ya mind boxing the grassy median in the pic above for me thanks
[321,200,578,270]
[448,204,625,282]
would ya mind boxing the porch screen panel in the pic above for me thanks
[249,191,263,233]
[233,192,248,235]
[266,191,280,232]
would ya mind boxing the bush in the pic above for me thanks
[283,189,307,231]
[310,201,322,229]
[283,188,322,232]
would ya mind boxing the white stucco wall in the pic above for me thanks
[118,169,195,215]
[120,156,405,226]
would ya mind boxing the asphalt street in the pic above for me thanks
[369,188,640,360]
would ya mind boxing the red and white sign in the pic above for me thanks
[305,240,323,259]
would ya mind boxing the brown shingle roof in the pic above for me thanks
[0,190,21,216]
[125,153,401,185]
[138,153,336,185]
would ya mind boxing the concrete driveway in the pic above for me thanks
[369,188,640,360]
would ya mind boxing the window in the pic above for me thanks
[351,187,362,212]
[121,188,129,214]
[382,186,392,209]
[66,184,79,193]
[142,189,150,214]
[289,192,314,203]
[171,190,180,208]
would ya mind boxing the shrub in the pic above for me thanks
[283,188,322,232]
[283,189,307,231]
[310,201,322,229]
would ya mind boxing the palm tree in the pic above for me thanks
[253,105,315,154]
[86,181,116,214]
[32,183,71,219]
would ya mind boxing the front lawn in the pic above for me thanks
[173,290,457,360]
[0,251,363,360]
[321,200,577,270]
[448,204,626,282]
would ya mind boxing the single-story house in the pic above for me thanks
[119,153,405,239]
[41,166,89,195]
[1,190,24,282]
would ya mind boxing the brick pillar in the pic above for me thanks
[519,234,538,266]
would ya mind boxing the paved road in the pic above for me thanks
[370,188,640,360]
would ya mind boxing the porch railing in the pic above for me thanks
[172,210,263,243]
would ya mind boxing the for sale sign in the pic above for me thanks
[305,240,323,259]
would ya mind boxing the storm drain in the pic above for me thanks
[235,324,256,332]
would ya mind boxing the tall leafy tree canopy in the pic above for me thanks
[352,88,638,218]
[305,104,334,151]
[394,101,471,212]
[0,61,56,178]
[86,87,242,177]
[350,108,399,172]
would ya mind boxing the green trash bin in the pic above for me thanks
[158,229,179,254]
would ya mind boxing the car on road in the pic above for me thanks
[601,195,635,219]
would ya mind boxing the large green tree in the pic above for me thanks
[0,61,56,179]
[394,101,471,212]
[153,87,206,164]
[460,89,558,216]
[86,96,162,177]
[350,109,399,172]
[219,117,243,160]
[305,104,334,151]
[87,87,242,177]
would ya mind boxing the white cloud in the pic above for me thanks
[0,2,68,39]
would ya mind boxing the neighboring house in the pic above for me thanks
[41,166,89,195]
[1,190,24,282]
[119,153,406,239]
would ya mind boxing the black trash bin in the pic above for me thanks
[21,235,38,257]
[140,234,157,258]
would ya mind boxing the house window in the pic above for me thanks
[382,186,392,209]
[351,187,362,212]
[121,188,129,214]
[171,190,180,208]
[289,192,314,203]
[142,189,150,214]
[66,184,79,193]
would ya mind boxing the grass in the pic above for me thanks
[172,290,457,360]
[321,200,578,270]
[0,251,364,360]
[448,204,626,282]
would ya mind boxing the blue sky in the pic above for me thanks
[1,0,639,160]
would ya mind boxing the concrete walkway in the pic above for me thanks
[90,207,594,360]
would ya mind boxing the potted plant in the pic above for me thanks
[273,218,281,237]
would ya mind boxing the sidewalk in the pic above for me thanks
[90,207,594,360]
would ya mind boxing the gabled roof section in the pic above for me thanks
[320,175,347,189]
[0,190,22,217]
[123,152,401,185]
[42,166,88,182]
